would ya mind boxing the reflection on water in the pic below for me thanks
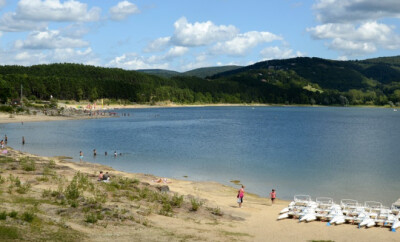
[1,106,399,205]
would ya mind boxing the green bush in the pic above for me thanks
[211,207,223,216]
[0,211,7,220]
[85,213,100,223]
[0,106,14,113]
[8,211,18,218]
[0,225,20,240]
[170,193,184,208]
[16,183,31,194]
[159,203,173,216]
[21,157,36,171]
[22,211,35,222]
[65,179,80,201]
[190,198,203,211]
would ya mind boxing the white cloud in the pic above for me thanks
[165,46,188,58]
[15,29,89,49]
[107,53,169,70]
[61,23,89,38]
[211,31,282,56]
[313,0,400,24]
[16,0,101,22]
[171,17,239,46]
[308,21,400,56]
[260,46,303,60]
[0,0,6,9]
[0,12,47,32]
[109,1,140,21]
[144,37,171,52]
[1,47,96,66]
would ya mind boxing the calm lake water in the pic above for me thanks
[1,106,399,206]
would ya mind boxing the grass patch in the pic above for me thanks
[219,230,252,237]
[21,157,36,171]
[8,210,18,218]
[0,225,20,240]
[190,198,203,211]
[0,156,15,163]
[0,211,7,220]
[210,207,223,216]
[22,211,35,223]
[85,212,103,224]
[170,193,184,208]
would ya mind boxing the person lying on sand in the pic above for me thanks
[152,178,171,184]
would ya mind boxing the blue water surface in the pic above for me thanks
[1,106,399,205]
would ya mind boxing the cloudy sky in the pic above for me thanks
[0,0,399,71]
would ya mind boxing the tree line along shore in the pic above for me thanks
[1,56,400,109]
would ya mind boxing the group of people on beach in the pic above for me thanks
[98,171,111,182]
[237,185,276,208]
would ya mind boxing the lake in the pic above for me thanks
[1,106,399,206]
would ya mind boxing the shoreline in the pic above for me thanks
[1,102,394,124]
[0,147,398,241]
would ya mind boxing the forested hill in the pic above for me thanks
[211,57,400,91]
[138,65,241,79]
[0,56,400,106]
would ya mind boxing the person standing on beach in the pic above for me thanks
[79,151,83,161]
[270,189,276,204]
[237,185,245,208]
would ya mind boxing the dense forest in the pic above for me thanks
[1,56,400,106]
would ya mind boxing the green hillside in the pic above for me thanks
[0,56,399,107]
[183,65,242,78]
[136,69,181,78]
[137,65,242,79]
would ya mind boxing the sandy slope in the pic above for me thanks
[53,157,399,242]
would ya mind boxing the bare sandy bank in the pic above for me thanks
[0,111,111,124]
[0,147,397,241]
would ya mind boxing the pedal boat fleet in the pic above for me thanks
[278,195,400,232]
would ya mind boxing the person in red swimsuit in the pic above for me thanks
[270,189,276,204]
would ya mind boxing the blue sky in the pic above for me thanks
[0,0,399,71]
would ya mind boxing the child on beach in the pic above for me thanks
[79,151,83,161]
[270,189,276,204]
[237,185,245,208]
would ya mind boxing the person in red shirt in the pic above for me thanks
[270,189,276,204]
[237,185,245,208]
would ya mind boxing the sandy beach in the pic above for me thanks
[0,145,398,242]
[0,111,398,241]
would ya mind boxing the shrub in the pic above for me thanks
[22,211,35,222]
[159,203,173,216]
[8,211,18,218]
[16,183,31,194]
[190,198,203,211]
[0,225,20,240]
[0,175,5,184]
[65,179,80,201]
[0,106,13,113]
[85,213,100,223]
[170,193,184,208]
[21,158,36,171]
[211,207,223,216]
[0,211,7,220]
